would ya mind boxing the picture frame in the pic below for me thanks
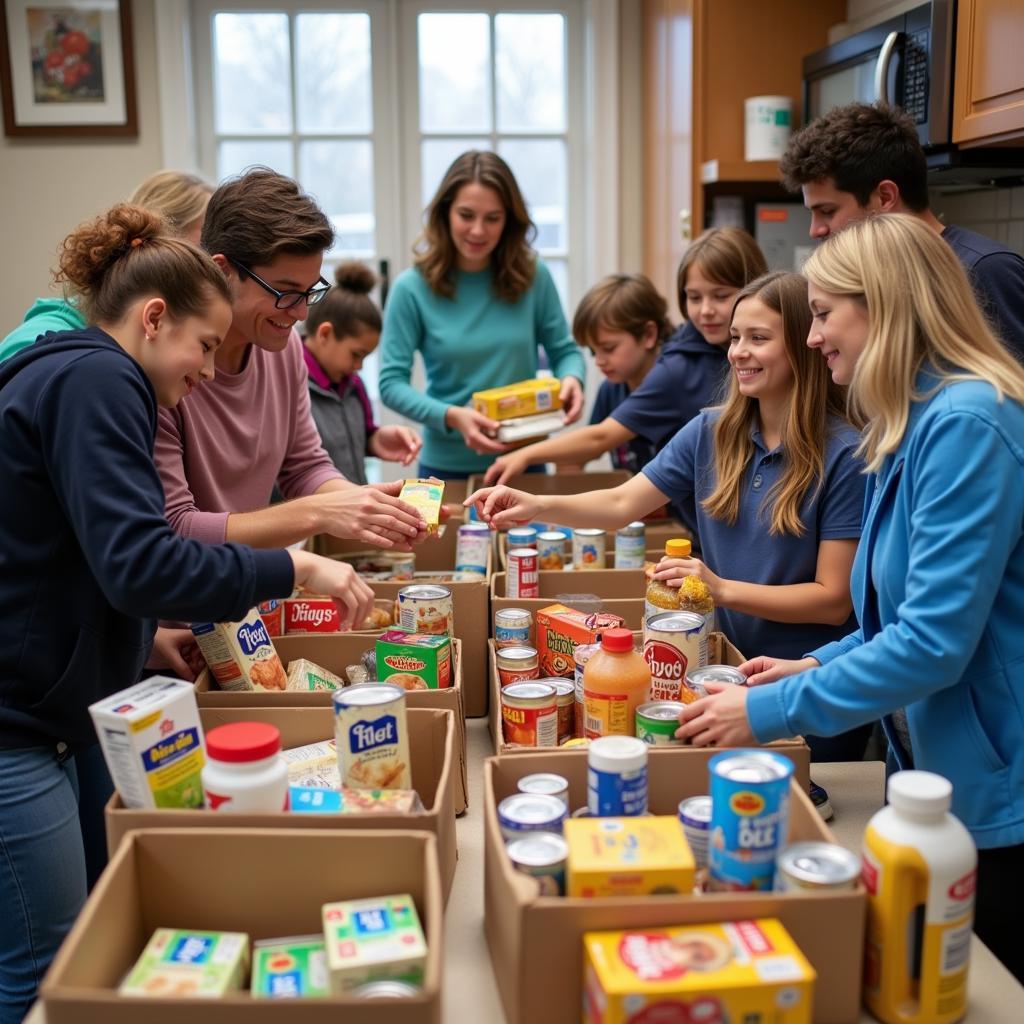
[0,0,136,137]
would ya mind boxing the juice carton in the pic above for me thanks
[376,631,452,690]
[565,816,695,897]
[583,919,816,1024]
[191,608,287,690]
[251,935,329,999]
[286,658,345,691]
[535,603,626,677]
[321,893,428,993]
[89,676,205,809]
[398,478,445,534]
[119,929,249,997]
[472,377,562,421]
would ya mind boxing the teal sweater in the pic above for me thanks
[378,260,585,473]
[0,298,86,364]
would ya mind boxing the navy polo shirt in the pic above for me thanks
[642,410,867,660]
[590,380,657,474]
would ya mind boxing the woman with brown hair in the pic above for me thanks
[378,150,586,478]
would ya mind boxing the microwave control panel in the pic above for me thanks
[902,29,930,124]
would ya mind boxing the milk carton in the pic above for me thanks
[191,607,288,691]
[90,676,206,809]
[251,935,329,999]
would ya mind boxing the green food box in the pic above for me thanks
[119,929,249,997]
[375,631,452,690]
[251,935,329,999]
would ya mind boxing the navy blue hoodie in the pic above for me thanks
[0,328,294,750]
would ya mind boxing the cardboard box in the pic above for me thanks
[194,635,468,814]
[105,707,459,899]
[41,828,443,1024]
[483,754,865,1024]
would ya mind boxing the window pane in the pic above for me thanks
[495,14,565,132]
[421,137,491,208]
[301,140,375,257]
[296,13,372,134]
[219,140,294,181]
[497,139,567,251]
[214,14,291,134]
[545,259,569,317]
[418,13,491,132]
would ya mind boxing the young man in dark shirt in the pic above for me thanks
[780,102,1024,363]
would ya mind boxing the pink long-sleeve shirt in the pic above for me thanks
[155,330,343,544]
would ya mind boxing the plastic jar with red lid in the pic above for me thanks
[201,721,289,812]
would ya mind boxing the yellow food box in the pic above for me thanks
[565,815,695,898]
[398,477,445,534]
[583,918,816,1024]
[471,378,562,421]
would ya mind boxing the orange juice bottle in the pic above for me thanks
[582,628,651,739]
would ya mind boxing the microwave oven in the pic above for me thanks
[802,1,953,147]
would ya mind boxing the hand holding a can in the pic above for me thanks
[674,680,754,747]
[740,655,820,687]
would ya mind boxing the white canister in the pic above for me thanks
[744,95,793,162]
[201,722,289,812]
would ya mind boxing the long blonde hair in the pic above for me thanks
[703,271,850,536]
[129,170,213,238]
[804,214,1024,472]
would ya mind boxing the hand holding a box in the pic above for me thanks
[444,404,512,455]
[290,551,376,631]
[558,375,584,424]
[314,480,428,548]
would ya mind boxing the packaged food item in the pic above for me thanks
[613,521,646,570]
[536,530,567,570]
[360,605,394,630]
[536,603,626,678]
[573,642,601,737]
[635,700,687,745]
[284,596,342,634]
[643,611,706,702]
[496,644,540,686]
[507,526,539,549]
[708,749,794,892]
[517,772,570,808]
[282,739,340,789]
[501,680,558,747]
[472,377,562,421]
[644,538,693,618]
[258,599,284,637]
[495,410,566,444]
[497,792,567,842]
[565,816,695,897]
[398,477,445,534]
[202,722,289,812]
[343,553,414,581]
[251,935,329,999]
[686,663,747,698]
[587,735,648,817]
[289,786,423,814]
[507,547,540,599]
[192,610,288,691]
[583,628,651,738]
[397,584,454,638]
[678,795,713,869]
[776,841,861,892]
[507,832,569,896]
[494,606,533,648]
[322,894,427,994]
[862,771,976,1024]
[376,630,452,690]
[582,919,816,1023]
[120,929,249,997]
[572,528,605,570]
[456,522,492,576]
[380,552,415,581]
[550,677,575,744]
[333,684,411,790]
[286,658,345,692]
[645,538,716,636]
[89,676,205,809]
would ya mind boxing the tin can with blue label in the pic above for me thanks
[494,607,533,649]
[587,735,648,817]
[707,749,793,891]
[614,521,646,569]
[333,684,411,791]
[508,526,538,549]
[456,522,491,576]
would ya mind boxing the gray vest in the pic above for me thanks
[307,379,369,485]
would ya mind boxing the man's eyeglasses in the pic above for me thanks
[227,257,331,310]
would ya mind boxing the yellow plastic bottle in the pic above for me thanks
[644,539,715,633]
[861,770,976,1024]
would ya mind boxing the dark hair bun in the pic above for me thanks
[333,260,377,295]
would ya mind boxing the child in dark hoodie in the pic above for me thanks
[0,204,375,1022]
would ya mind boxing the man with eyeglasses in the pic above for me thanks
[154,167,427,552]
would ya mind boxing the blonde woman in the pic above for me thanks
[678,215,1024,980]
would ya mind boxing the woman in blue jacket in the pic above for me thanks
[677,214,1024,981]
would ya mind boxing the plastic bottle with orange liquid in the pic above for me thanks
[644,538,715,633]
[582,627,651,739]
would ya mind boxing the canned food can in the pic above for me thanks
[776,841,861,892]
[572,528,605,570]
[494,607,533,649]
[551,678,575,744]
[614,521,646,570]
[353,980,421,998]
[643,611,705,702]
[678,795,713,868]
[397,584,454,639]
[501,680,558,747]
[635,701,687,745]
[496,645,540,686]
[536,531,567,571]
[333,684,411,790]
[497,792,567,842]
[573,643,601,738]
[384,552,416,581]
[517,772,570,809]
[456,522,491,576]
[507,832,568,896]
[507,526,538,549]
[507,547,540,599]
[587,735,648,817]
[686,664,747,699]
[708,749,793,891]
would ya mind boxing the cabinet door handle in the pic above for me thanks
[874,31,901,105]
[679,209,691,242]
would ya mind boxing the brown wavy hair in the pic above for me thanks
[414,150,536,302]
[676,228,768,317]
[702,271,851,536]
[572,273,673,349]
[55,203,231,325]
[305,260,381,337]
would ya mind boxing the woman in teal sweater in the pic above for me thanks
[379,150,586,478]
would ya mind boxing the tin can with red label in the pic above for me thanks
[643,611,704,702]
[258,599,284,637]
[507,547,540,599]
[501,681,558,747]
[284,596,341,634]
[496,645,540,687]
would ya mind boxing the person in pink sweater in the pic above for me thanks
[155,168,426,549]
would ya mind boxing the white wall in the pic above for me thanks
[0,0,164,331]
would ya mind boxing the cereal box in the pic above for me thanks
[90,676,205,809]
[398,478,445,534]
[375,631,452,690]
[583,919,816,1024]
[286,658,345,692]
[535,603,626,677]
[282,739,341,789]
[472,377,562,421]
[258,599,284,637]
[191,609,287,691]
[565,816,695,898]
[321,894,427,994]
[251,935,329,999]
[284,596,342,634]
[119,929,249,998]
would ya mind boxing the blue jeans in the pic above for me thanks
[0,747,88,1024]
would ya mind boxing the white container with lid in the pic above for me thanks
[744,95,793,161]
[201,721,289,812]
[587,735,648,817]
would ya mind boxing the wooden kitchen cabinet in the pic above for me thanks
[953,0,1024,145]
